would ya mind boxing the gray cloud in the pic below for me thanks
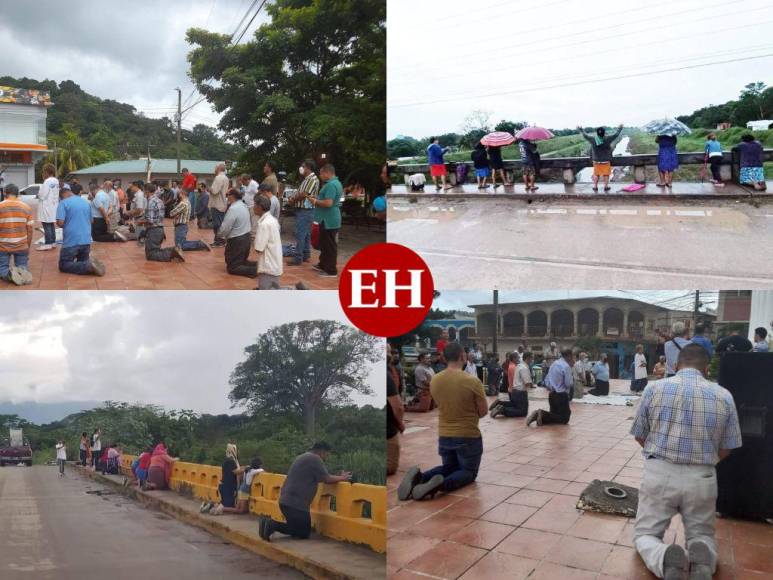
[0,292,386,414]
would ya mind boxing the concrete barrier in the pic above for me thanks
[120,455,386,553]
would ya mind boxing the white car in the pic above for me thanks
[19,184,42,208]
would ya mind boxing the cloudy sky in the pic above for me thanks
[388,0,773,138]
[434,290,719,314]
[0,292,385,416]
[1,0,271,130]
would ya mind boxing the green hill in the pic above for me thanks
[0,76,242,178]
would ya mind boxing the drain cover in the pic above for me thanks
[576,479,638,517]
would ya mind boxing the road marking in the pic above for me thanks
[610,209,638,216]
[415,249,773,285]
[576,209,598,215]
[647,210,662,216]
[674,210,707,217]
[536,208,568,214]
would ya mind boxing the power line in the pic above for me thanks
[389,16,773,88]
[181,0,268,119]
[390,52,773,109]
[395,0,761,73]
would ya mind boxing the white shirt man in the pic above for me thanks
[514,360,532,391]
[37,174,60,249]
[254,209,283,290]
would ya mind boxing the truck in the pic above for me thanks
[0,428,33,466]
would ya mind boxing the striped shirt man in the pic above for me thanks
[630,368,742,465]
[0,198,34,252]
[169,198,191,226]
[293,173,320,209]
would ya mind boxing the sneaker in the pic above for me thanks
[89,259,106,277]
[489,398,503,411]
[525,410,540,426]
[490,406,504,419]
[318,271,337,278]
[663,544,687,580]
[397,465,422,501]
[688,540,713,580]
[200,501,214,514]
[258,516,272,541]
[15,267,33,286]
[411,474,444,501]
[8,267,26,286]
[211,240,225,248]
[171,246,186,262]
[114,230,128,242]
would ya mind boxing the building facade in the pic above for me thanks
[71,158,224,186]
[467,297,713,379]
[0,86,52,188]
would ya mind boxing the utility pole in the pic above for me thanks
[693,290,700,330]
[492,289,499,358]
[175,88,182,178]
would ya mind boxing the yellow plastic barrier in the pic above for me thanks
[119,454,385,552]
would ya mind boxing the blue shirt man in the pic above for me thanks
[91,189,110,219]
[56,193,92,248]
[427,142,448,166]
[690,327,714,359]
[591,360,609,382]
[544,356,573,393]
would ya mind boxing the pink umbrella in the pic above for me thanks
[480,131,516,147]
[514,126,554,141]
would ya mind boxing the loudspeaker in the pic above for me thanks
[716,352,773,520]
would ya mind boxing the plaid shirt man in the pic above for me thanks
[630,368,742,465]
[145,193,166,227]
[169,198,191,225]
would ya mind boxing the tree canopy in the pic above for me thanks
[186,0,385,188]
[0,76,242,179]
[228,320,382,436]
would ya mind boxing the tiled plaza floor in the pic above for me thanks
[1,217,383,290]
[387,382,773,579]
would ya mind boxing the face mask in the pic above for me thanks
[299,167,305,176]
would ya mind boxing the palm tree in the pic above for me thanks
[45,125,91,179]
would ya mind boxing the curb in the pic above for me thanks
[70,464,370,580]
[387,191,767,203]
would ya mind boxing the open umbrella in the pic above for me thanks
[641,118,692,137]
[480,131,516,147]
[514,126,554,141]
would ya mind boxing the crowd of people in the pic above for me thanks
[0,159,356,288]
[387,320,765,579]
[56,428,353,544]
[414,128,768,193]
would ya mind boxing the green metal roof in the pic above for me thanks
[72,159,223,175]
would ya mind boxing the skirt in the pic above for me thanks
[147,466,168,489]
[740,166,764,183]
[593,162,611,176]
[657,146,679,172]
[430,164,447,177]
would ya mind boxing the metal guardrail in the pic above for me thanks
[394,150,773,185]
[120,455,386,553]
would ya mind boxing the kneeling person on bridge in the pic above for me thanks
[259,442,352,542]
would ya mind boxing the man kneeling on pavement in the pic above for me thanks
[630,343,741,580]
[397,342,487,501]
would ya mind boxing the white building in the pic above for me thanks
[0,86,52,188]
[746,120,773,131]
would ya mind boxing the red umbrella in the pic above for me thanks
[480,131,515,147]
[514,126,554,141]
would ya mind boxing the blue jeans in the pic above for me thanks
[42,222,56,245]
[0,251,29,277]
[210,208,225,242]
[293,208,313,263]
[59,244,93,275]
[422,436,483,492]
[188,193,198,220]
[174,224,207,251]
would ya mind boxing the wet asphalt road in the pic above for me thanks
[0,465,304,580]
[388,196,773,289]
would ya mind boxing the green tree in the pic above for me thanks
[494,120,527,134]
[46,124,91,178]
[228,320,381,436]
[738,82,768,120]
[387,137,421,158]
[186,0,385,187]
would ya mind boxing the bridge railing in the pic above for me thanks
[394,150,773,185]
[120,455,386,553]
